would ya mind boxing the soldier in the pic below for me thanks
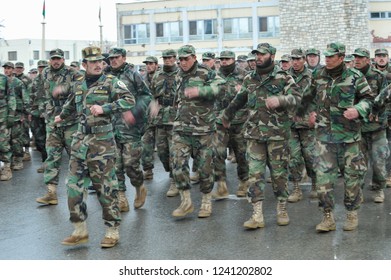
[201,52,216,70]
[149,49,180,196]
[247,53,256,71]
[213,50,249,199]
[222,43,300,229]
[171,44,224,218]
[70,61,85,75]
[302,42,374,232]
[56,46,135,248]
[14,62,32,162]
[0,65,16,181]
[353,47,389,203]
[28,68,38,80]
[3,62,29,171]
[105,47,151,212]
[141,56,159,180]
[279,54,292,71]
[305,48,323,72]
[237,54,249,70]
[29,60,49,173]
[36,48,83,205]
[344,54,355,68]
[286,49,317,202]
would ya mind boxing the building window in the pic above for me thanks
[258,16,280,37]
[189,19,217,40]
[8,51,17,61]
[33,50,40,60]
[124,24,150,45]
[223,18,252,40]
[156,22,183,43]
[370,12,391,19]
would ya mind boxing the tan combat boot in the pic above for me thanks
[343,210,358,231]
[23,150,31,161]
[243,201,265,229]
[0,163,13,181]
[12,157,23,171]
[118,191,129,212]
[236,180,249,197]
[172,190,194,217]
[166,178,179,197]
[36,184,58,205]
[309,182,317,199]
[36,163,46,173]
[386,175,391,188]
[373,189,385,203]
[143,169,153,180]
[101,226,119,248]
[213,180,229,200]
[61,221,89,245]
[287,181,303,203]
[316,210,336,232]
[134,184,147,209]
[190,171,200,183]
[198,193,212,218]
[276,201,290,226]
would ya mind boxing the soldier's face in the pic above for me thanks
[280,61,291,70]
[145,62,158,74]
[163,56,176,67]
[3,66,14,77]
[255,52,273,67]
[306,54,319,67]
[292,57,305,72]
[14,67,24,75]
[325,54,344,69]
[50,57,64,69]
[109,55,126,69]
[202,58,215,69]
[374,54,389,67]
[220,58,234,67]
[83,60,103,75]
[247,60,256,70]
[38,66,45,74]
[353,55,369,70]
[179,55,196,72]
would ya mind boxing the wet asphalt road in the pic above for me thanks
[1,148,391,260]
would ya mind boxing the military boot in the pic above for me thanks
[236,180,249,197]
[316,210,336,232]
[343,210,358,231]
[134,184,147,209]
[172,190,194,217]
[287,182,303,203]
[36,184,58,205]
[386,175,391,188]
[23,150,31,161]
[100,226,120,248]
[143,169,153,180]
[118,191,129,212]
[12,157,23,171]
[198,193,212,218]
[276,201,290,226]
[61,221,89,245]
[166,178,179,197]
[309,182,317,199]
[213,180,229,200]
[36,163,46,173]
[0,163,13,181]
[243,201,265,229]
[373,189,385,203]
[190,171,200,183]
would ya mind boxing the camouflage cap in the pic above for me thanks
[344,54,354,62]
[162,49,177,58]
[306,48,320,56]
[280,54,291,62]
[202,52,215,60]
[82,46,105,61]
[352,48,370,58]
[143,56,158,64]
[290,48,305,58]
[237,55,248,61]
[252,42,276,55]
[177,45,196,58]
[29,68,38,73]
[15,62,24,68]
[108,47,126,58]
[375,48,389,55]
[219,50,235,59]
[70,61,80,67]
[50,48,64,59]
[246,53,256,61]
[323,42,346,56]
[37,60,49,67]
[2,62,14,68]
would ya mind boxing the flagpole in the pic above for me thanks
[99,5,103,50]
[41,1,46,60]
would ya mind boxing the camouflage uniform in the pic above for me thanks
[222,43,301,228]
[105,47,151,211]
[0,72,16,180]
[59,46,135,248]
[302,43,375,232]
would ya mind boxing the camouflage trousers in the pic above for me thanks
[361,129,389,191]
[156,125,174,176]
[386,126,391,175]
[30,116,47,162]
[246,139,290,203]
[115,139,143,191]
[288,128,317,182]
[0,123,12,163]
[141,124,156,171]
[10,121,24,158]
[44,123,77,185]
[214,123,248,181]
[67,154,121,227]
[22,115,30,148]
[171,132,214,193]
[315,141,366,211]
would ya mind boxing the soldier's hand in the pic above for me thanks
[235,84,242,93]
[123,110,136,125]
[54,116,63,123]
[222,118,230,129]
[308,111,317,127]
[90,105,104,116]
[52,86,63,99]
[184,87,199,99]
[343,107,359,120]
[149,100,161,118]
[265,96,280,109]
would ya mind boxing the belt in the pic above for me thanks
[79,123,113,134]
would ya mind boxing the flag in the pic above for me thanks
[99,5,101,23]
[42,0,46,19]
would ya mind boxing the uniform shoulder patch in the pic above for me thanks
[117,80,128,90]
